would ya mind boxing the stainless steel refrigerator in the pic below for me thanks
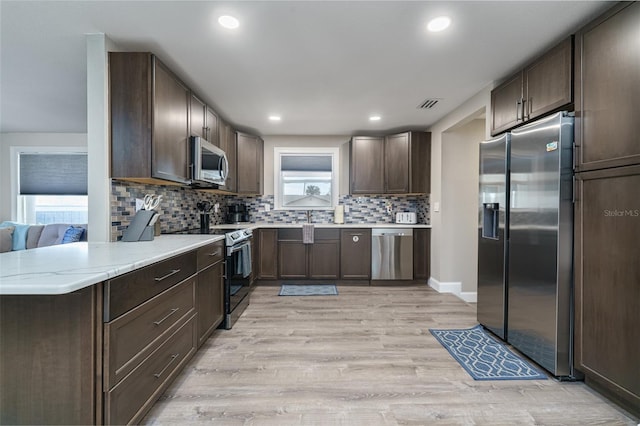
[477,133,510,340]
[478,111,575,377]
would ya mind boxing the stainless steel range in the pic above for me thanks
[221,228,252,329]
[176,227,253,329]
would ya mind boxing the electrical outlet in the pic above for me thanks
[214,203,220,213]
[344,205,350,213]
[135,198,144,212]
[264,203,271,212]
[433,202,440,212]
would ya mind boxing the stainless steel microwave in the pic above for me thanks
[190,136,228,186]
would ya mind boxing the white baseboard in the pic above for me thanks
[428,277,477,303]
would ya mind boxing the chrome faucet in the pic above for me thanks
[306,210,312,223]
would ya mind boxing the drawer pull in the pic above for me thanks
[153,353,179,379]
[153,308,179,326]
[208,251,221,257]
[154,269,181,282]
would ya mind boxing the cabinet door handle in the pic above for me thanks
[153,308,179,326]
[208,250,221,257]
[515,99,521,122]
[154,269,181,282]
[524,97,531,120]
[153,353,180,378]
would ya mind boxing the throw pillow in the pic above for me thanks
[0,226,15,253]
[61,226,85,244]
[0,221,30,251]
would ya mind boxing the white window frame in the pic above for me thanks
[10,146,88,222]
[274,147,339,210]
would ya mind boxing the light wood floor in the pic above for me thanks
[142,285,637,425]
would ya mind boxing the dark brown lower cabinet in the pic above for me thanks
[277,228,340,280]
[279,240,307,279]
[340,229,371,279]
[0,286,100,425]
[413,228,431,280]
[195,241,224,347]
[258,229,278,279]
[309,240,340,279]
[196,261,224,347]
[575,165,640,417]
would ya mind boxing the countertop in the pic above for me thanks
[0,234,224,296]
[0,223,431,296]
[212,222,431,229]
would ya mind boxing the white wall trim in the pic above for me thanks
[428,277,477,304]
[273,146,340,210]
[458,292,478,303]
[86,33,112,242]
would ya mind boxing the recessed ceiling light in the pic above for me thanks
[427,16,451,32]
[218,15,239,29]
[369,115,381,121]
[269,115,281,121]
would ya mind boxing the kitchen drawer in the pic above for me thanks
[104,313,197,425]
[315,228,339,240]
[104,276,195,389]
[105,251,196,321]
[278,228,302,241]
[196,240,224,271]
[278,228,340,241]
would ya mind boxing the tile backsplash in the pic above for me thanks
[111,180,430,241]
[235,195,430,224]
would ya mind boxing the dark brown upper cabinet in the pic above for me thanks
[350,136,385,194]
[205,106,219,147]
[574,2,640,171]
[110,52,190,185]
[236,132,264,195]
[385,133,410,193]
[350,131,430,195]
[218,119,237,193]
[491,36,573,136]
[190,94,206,139]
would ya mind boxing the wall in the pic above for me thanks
[427,85,492,302]
[441,119,483,293]
[262,135,351,195]
[0,133,88,222]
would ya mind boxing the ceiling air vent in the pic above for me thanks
[417,98,442,109]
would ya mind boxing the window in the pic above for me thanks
[14,149,88,224]
[274,148,339,210]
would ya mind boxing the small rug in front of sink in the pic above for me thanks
[279,284,338,296]
[429,325,547,380]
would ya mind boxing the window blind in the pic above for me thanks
[281,155,332,172]
[19,153,88,195]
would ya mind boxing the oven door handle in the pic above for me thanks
[227,241,251,256]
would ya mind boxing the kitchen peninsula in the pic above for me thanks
[0,235,223,425]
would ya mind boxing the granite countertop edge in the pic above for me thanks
[0,235,225,296]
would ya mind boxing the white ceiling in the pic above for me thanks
[0,1,611,136]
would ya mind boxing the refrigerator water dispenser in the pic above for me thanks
[482,203,500,239]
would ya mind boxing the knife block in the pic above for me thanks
[122,210,156,242]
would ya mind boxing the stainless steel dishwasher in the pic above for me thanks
[371,228,413,280]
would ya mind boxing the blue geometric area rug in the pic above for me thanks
[429,325,547,380]
[279,284,338,296]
